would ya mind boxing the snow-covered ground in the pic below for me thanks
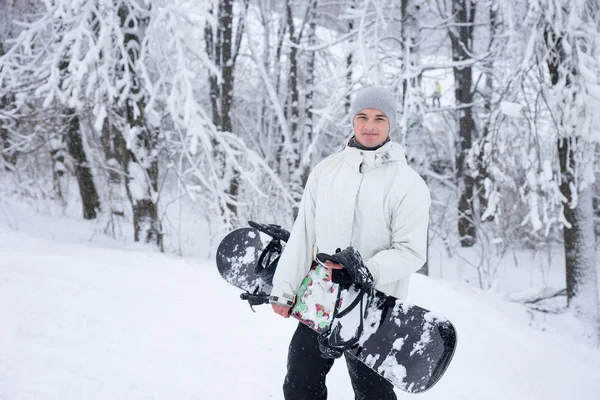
[1,201,600,400]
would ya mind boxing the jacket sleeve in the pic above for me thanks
[270,170,318,302]
[364,174,431,287]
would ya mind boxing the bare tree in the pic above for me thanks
[0,2,17,171]
[205,0,250,219]
[300,0,318,190]
[117,2,162,248]
[65,110,101,219]
[475,0,501,221]
[0,70,17,170]
[286,0,315,218]
[449,0,477,247]
[57,49,101,219]
[541,0,599,331]
[286,0,301,181]
[344,1,355,115]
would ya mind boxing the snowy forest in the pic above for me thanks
[1,1,600,398]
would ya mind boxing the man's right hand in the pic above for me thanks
[272,304,292,318]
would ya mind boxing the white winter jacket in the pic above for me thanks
[271,139,431,302]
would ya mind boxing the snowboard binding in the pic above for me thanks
[240,287,270,311]
[248,221,290,242]
[315,249,376,359]
[239,221,291,311]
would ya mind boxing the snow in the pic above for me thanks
[409,312,433,356]
[1,206,600,399]
[127,160,148,202]
[500,101,524,118]
[378,353,408,390]
[358,302,382,346]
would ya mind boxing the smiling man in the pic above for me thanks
[349,86,396,149]
[270,86,431,400]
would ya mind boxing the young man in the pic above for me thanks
[270,87,431,399]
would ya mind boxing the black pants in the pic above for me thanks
[283,323,397,400]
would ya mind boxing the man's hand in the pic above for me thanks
[324,261,343,280]
[272,304,292,318]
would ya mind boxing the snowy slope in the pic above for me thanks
[1,212,599,399]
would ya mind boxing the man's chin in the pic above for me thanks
[358,135,380,146]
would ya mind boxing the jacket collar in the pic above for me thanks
[341,136,407,173]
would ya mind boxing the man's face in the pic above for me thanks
[353,108,390,147]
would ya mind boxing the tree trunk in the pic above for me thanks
[0,42,17,170]
[286,0,302,218]
[450,0,477,247]
[56,29,101,219]
[205,7,220,131]
[258,1,272,151]
[557,138,599,320]
[417,226,430,276]
[286,0,300,167]
[345,2,355,115]
[345,54,353,114]
[65,109,101,220]
[400,0,408,106]
[121,110,161,248]
[399,0,428,275]
[594,147,600,237]
[100,116,124,184]
[0,108,16,171]
[118,3,162,249]
[48,131,67,201]
[274,13,287,172]
[546,28,599,329]
[219,0,239,216]
[302,0,317,175]
[99,114,126,236]
[400,0,419,108]
[399,0,424,150]
[293,0,319,220]
[206,0,245,219]
[0,120,12,170]
[219,0,234,136]
[476,2,499,221]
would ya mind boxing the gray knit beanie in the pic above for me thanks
[350,87,397,133]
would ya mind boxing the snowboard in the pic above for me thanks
[216,222,457,394]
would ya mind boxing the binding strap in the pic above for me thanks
[317,283,373,359]
[254,238,282,286]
